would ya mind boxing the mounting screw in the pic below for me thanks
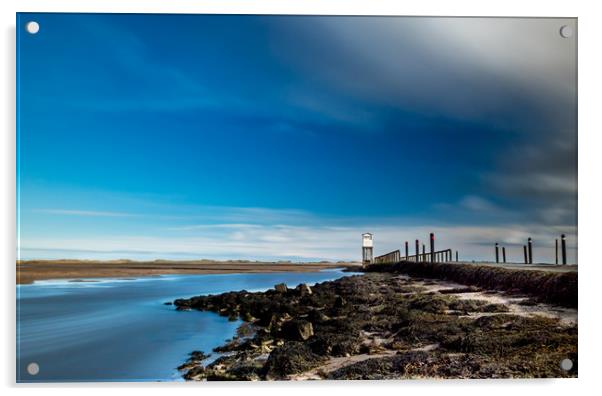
[26,21,40,35]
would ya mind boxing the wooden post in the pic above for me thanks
[561,234,567,265]
[422,244,425,262]
[430,233,435,262]
[502,247,506,263]
[555,239,559,265]
[455,250,458,261]
[495,243,499,263]
[405,241,409,260]
[415,240,419,262]
[523,245,528,264]
[528,238,533,264]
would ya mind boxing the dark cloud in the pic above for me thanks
[270,17,576,133]
[267,17,577,230]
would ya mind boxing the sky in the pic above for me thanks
[17,14,577,263]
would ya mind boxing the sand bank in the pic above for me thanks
[16,259,357,284]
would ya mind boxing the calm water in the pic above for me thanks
[16,269,347,382]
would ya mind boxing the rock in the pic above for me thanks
[177,362,196,371]
[190,350,210,361]
[326,351,430,380]
[263,342,324,379]
[179,350,211,372]
[308,332,361,357]
[281,319,314,341]
[242,311,256,322]
[173,298,191,307]
[258,340,275,354]
[274,283,288,293]
[183,365,206,380]
[267,313,292,334]
[207,360,263,381]
[296,283,313,295]
[164,301,173,305]
[174,270,578,381]
[306,308,330,324]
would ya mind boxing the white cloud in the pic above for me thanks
[21,192,577,264]
[165,223,263,231]
[459,196,501,213]
[21,221,577,264]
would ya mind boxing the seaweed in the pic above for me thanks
[364,262,577,308]
[174,272,577,380]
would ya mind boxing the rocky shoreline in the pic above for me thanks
[173,269,577,380]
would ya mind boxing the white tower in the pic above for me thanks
[362,233,373,266]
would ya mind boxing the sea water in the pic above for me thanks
[16,268,347,382]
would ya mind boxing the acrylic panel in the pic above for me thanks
[16,13,577,382]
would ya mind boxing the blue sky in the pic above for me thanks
[17,14,577,262]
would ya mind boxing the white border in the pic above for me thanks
[3,1,601,395]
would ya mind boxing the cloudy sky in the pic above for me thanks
[17,14,577,263]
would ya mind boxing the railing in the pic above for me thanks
[369,233,458,266]
[368,232,573,266]
[405,248,453,263]
[374,248,453,264]
[374,250,400,264]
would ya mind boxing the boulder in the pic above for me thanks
[296,283,313,295]
[190,350,210,361]
[267,313,292,334]
[281,319,314,341]
[306,308,330,324]
[242,311,256,322]
[174,298,191,307]
[183,365,206,380]
[308,333,361,357]
[334,296,346,308]
[263,342,324,379]
[274,283,288,293]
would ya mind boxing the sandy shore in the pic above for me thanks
[16,259,357,285]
